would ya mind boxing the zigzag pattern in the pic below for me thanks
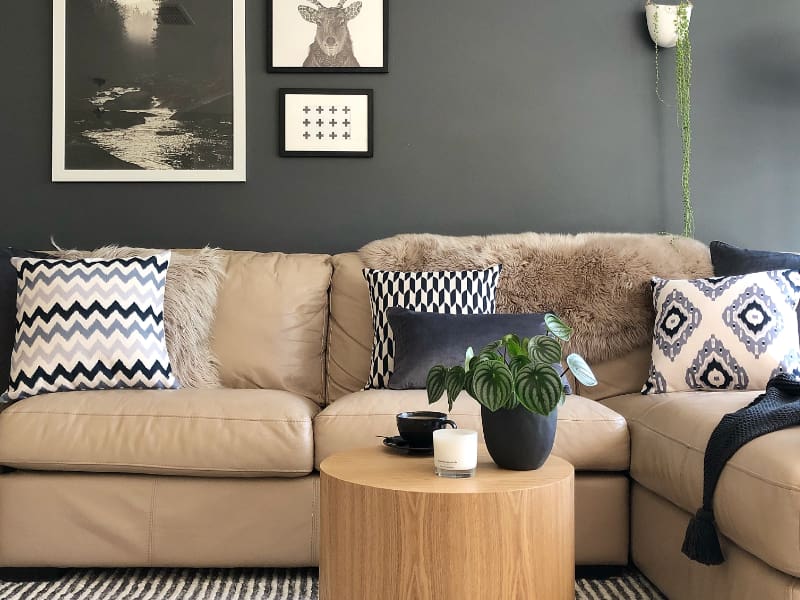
[16,255,167,274]
[19,266,165,290]
[6,253,178,400]
[17,300,162,329]
[18,281,164,307]
[9,360,175,394]
[13,334,168,367]
[14,320,163,348]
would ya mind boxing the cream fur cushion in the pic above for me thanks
[643,270,800,393]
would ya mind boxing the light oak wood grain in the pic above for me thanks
[320,446,574,600]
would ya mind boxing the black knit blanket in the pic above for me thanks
[682,374,800,565]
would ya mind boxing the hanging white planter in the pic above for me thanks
[645,1,692,48]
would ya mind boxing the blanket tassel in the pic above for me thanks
[682,508,724,565]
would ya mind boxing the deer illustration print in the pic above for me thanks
[298,0,362,68]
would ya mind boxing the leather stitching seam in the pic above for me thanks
[0,460,310,474]
[147,478,157,566]
[3,412,313,423]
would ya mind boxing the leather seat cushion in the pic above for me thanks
[603,391,800,577]
[314,390,629,471]
[0,389,318,477]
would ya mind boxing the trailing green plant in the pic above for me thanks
[651,1,694,238]
[675,0,693,238]
[426,314,597,417]
[652,6,666,105]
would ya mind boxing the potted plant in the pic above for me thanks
[425,314,597,471]
[646,0,694,237]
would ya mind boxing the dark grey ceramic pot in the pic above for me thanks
[481,404,557,470]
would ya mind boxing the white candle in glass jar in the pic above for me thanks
[433,429,478,478]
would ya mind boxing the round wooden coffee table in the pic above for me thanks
[319,446,574,600]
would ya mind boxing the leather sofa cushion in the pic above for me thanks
[572,345,652,401]
[326,252,656,404]
[212,252,332,405]
[314,390,629,471]
[604,391,800,577]
[327,253,373,402]
[0,389,318,477]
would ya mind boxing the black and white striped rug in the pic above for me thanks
[0,567,665,599]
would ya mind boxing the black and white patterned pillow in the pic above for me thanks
[642,270,800,394]
[6,253,179,400]
[363,266,502,389]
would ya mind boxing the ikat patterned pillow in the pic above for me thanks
[363,265,502,389]
[642,270,800,394]
[6,253,179,400]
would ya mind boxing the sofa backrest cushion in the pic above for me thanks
[327,253,373,402]
[212,251,332,405]
[359,233,713,366]
[574,345,653,401]
[328,234,714,402]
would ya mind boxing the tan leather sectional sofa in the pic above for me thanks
[0,247,796,599]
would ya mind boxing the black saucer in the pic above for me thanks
[381,435,434,456]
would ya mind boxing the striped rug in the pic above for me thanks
[0,567,665,599]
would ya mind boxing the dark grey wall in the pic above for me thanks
[2,1,799,254]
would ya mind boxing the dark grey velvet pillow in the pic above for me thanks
[711,241,800,275]
[1,248,46,390]
[710,241,800,339]
[387,308,571,392]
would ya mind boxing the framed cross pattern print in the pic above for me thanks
[279,89,373,157]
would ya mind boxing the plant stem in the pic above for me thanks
[676,1,693,237]
[653,5,666,105]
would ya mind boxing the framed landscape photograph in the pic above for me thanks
[52,0,246,182]
[268,0,388,73]
[279,89,373,157]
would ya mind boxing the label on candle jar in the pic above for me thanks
[433,429,478,471]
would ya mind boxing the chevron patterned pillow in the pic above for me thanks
[5,253,179,400]
[363,265,502,389]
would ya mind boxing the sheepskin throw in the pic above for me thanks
[51,245,226,388]
[359,233,713,364]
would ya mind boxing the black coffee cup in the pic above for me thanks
[396,411,457,447]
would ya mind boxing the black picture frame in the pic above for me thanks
[267,0,388,73]
[279,89,374,158]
